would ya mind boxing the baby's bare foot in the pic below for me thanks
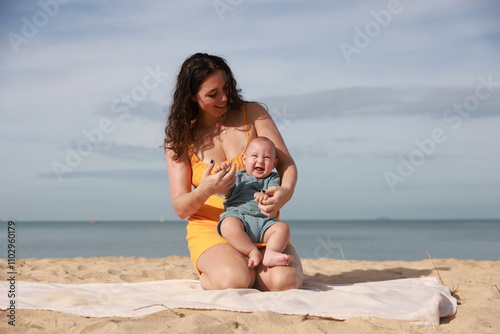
[247,248,263,268]
[262,250,291,267]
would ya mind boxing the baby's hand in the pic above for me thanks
[254,190,270,204]
[213,164,223,174]
[213,161,232,174]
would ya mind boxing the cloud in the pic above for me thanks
[90,141,164,162]
[264,85,500,120]
[39,168,165,180]
[372,152,466,164]
[2,0,499,220]
[98,101,167,123]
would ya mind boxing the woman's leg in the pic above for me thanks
[197,243,256,290]
[254,245,303,292]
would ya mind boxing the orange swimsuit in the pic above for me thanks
[186,105,254,273]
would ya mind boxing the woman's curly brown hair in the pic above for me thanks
[164,53,245,161]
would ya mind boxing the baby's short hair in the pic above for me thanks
[246,136,276,153]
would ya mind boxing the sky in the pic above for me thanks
[1,0,499,221]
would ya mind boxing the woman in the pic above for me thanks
[164,53,303,291]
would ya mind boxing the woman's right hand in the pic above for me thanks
[200,161,237,196]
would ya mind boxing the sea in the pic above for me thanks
[2,219,499,261]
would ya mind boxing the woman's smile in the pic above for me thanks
[214,103,227,114]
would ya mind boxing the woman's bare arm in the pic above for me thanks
[166,149,236,219]
[247,102,298,216]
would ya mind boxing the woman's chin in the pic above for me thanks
[214,105,227,115]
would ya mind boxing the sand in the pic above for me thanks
[1,256,499,333]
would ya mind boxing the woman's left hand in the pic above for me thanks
[254,185,292,217]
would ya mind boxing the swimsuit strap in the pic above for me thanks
[185,139,200,163]
[242,103,252,146]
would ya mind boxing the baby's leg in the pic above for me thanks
[261,222,291,267]
[220,216,262,268]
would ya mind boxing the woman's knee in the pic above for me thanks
[264,269,303,291]
[256,246,303,291]
[197,244,255,290]
[212,267,255,289]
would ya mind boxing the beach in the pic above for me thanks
[1,256,499,333]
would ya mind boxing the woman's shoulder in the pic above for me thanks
[244,102,273,134]
[245,101,269,117]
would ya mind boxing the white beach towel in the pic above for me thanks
[1,277,456,325]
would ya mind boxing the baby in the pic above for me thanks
[216,137,291,268]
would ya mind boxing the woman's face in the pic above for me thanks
[194,70,229,118]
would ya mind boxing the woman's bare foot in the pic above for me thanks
[262,249,291,267]
[247,248,263,268]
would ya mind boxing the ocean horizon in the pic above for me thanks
[2,219,499,262]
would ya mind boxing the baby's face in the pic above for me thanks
[243,141,277,179]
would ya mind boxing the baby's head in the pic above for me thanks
[243,137,278,179]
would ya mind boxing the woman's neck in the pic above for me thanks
[198,112,227,130]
